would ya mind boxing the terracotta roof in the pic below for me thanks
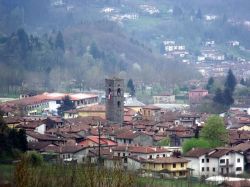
[78,104,105,112]
[112,145,169,154]
[41,144,87,153]
[26,131,63,142]
[4,92,98,106]
[189,88,208,92]
[142,105,161,110]
[232,142,250,152]
[28,142,53,151]
[78,136,117,147]
[146,157,189,164]
[184,148,211,158]
[115,130,148,140]
[208,149,232,158]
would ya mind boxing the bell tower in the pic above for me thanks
[105,78,124,124]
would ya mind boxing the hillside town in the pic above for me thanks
[1,77,250,185]
[1,0,250,186]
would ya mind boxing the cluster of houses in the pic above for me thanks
[1,91,250,180]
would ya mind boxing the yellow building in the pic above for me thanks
[238,125,250,131]
[77,104,106,119]
[142,105,161,121]
[143,157,189,178]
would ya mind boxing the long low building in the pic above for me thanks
[0,92,98,116]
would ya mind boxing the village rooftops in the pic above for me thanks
[112,145,169,154]
[115,130,147,140]
[41,144,88,154]
[189,88,208,92]
[78,104,106,112]
[4,92,98,106]
[124,97,145,107]
[208,149,235,158]
[232,142,250,152]
[142,105,161,110]
[145,157,189,164]
[184,148,211,158]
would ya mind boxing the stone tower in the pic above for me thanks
[105,77,124,124]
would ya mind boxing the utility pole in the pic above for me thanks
[98,121,101,166]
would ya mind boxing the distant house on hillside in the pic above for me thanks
[153,94,175,104]
[188,88,208,104]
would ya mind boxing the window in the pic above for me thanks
[149,155,152,159]
[237,158,241,163]
[207,167,209,171]
[123,153,126,157]
[157,154,159,158]
[236,167,242,171]
[202,167,204,172]
[154,164,156,168]
[162,164,164,168]
[220,159,225,164]
[202,159,204,163]
[173,163,176,168]
[181,163,184,167]
[163,154,165,157]
[207,158,209,163]
[117,101,121,107]
[118,153,120,157]
[213,168,216,172]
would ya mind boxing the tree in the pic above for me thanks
[57,95,75,116]
[182,138,210,153]
[173,6,183,17]
[206,77,214,93]
[240,78,246,86]
[225,69,237,93]
[89,42,103,59]
[200,116,228,148]
[127,79,136,96]
[196,8,202,19]
[17,28,30,58]
[55,31,65,52]
[213,88,224,104]
[223,88,234,106]
[156,137,170,146]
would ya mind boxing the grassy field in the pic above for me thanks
[137,177,216,187]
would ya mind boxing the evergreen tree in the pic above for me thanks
[225,69,237,93]
[206,77,214,93]
[89,42,103,59]
[213,88,224,104]
[17,28,30,58]
[240,78,246,86]
[127,79,136,96]
[57,95,75,116]
[18,129,28,152]
[55,31,65,52]
[223,88,234,106]
[196,8,202,19]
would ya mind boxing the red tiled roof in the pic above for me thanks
[184,148,211,158]
[146,157,189,164]
[142,105,161,110]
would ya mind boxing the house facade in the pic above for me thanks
[184,148,244,177]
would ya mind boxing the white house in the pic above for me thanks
[184,148,244,178]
